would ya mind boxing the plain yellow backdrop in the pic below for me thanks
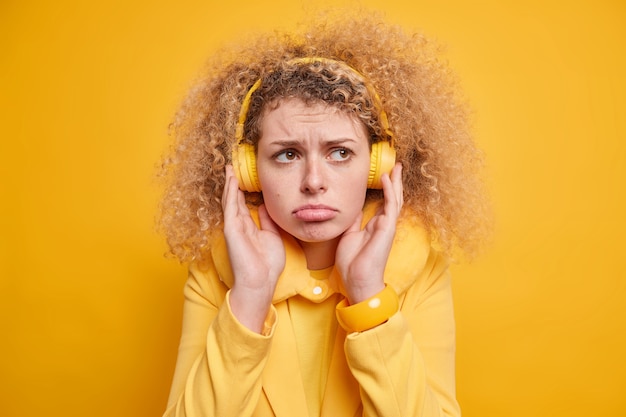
[1,0,624,416]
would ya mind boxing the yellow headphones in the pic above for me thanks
[232,57,396,192]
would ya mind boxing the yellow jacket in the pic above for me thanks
[164,210,460,417]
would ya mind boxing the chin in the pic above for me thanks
[290,224,346,244]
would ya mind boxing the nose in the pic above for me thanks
[300,157,327,193]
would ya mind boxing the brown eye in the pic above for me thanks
[276,150,298,162]
[329,148,352,161]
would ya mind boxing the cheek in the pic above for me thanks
[257,166,274,194]
[346,182,369,207]
[259,170,288,196]
[339,169,369,203]
[259,182,286,218]
[352,159,373,190]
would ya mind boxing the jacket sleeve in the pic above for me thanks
[343,250,460,417]
[163,262,277,417]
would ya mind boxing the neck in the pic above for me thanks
[298,238,340,270]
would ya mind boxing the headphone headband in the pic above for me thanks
[235,57,395,145]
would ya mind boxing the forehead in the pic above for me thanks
[259,98,368,138]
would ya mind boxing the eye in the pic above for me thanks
[329,148,352,161]
[275,149,299,162]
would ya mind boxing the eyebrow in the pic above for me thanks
[265,138,359,147]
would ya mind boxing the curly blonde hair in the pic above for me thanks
[158,10,490,263]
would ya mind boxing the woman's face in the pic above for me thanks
[257,98,371,245]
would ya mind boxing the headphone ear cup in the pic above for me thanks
[368,141,397,189]
[234,141,394,191]
[232,143,261,192]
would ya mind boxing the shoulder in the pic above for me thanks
[385,210,448,295]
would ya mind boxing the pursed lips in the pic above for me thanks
[292,204,338,222]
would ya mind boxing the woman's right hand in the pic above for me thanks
[221,165,285,333]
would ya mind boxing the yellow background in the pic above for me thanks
[1,0,624,416]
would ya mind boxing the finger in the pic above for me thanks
[381,163,404,216]
[222,165,242,220]
[380,172,397,217]
[390,162,404,210]
[222,165,232,211]
[236,179,248,212]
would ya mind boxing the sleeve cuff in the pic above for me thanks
[223,290,277,338]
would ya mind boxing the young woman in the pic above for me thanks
[159,11,489,417]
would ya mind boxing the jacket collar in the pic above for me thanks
[210,201,432,301]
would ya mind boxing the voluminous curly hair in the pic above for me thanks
[158,10,490,263]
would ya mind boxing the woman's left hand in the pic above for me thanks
[335,163,404,304]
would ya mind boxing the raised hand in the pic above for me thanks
[222,165,286,333]
[335,163,404,304]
